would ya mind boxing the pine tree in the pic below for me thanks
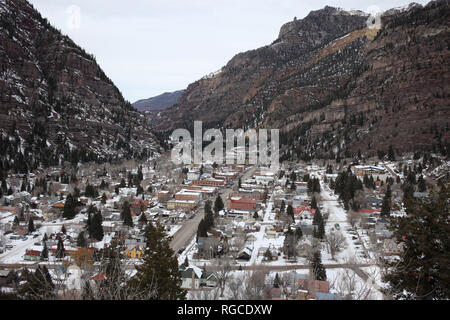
[418,175,426,192]
[121,201,133,227]
[129,222,186,299]
[381,193,391,217]
[273,273,281,288]
[196,219,208,239]
[61,224,66,234]
[91,211,104,241]
[40,242,49,260]
[101,193,107,204]
[77,231,86,247]
[63,193,76,219]
[28,218,35,233]
[213,194,224,214]
[55,238,65,259]
[18,266,55,300]
[310,251,327,281]
[13,215,19,226]
[286,204,294,221]
[383,185,450,299]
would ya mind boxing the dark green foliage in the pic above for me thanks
[28,218,35,233]
[334,170,363,210]
[85,184,99,198]
[273,273,281,288]
[121,201,133,227]
[77,231,86,247]
[310,251,327,281]
[55,237,65,259]
[40,242,49,260]
[383,185,450,299]
[63,193,77,219]
[90,209,104,241]
[213,194,224,214]
[129,222,186,300]
[17,266,55,300]
[286,204,294,221]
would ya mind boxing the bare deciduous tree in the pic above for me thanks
[325,231,347,260]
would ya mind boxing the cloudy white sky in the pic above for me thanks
[28,0,430,103]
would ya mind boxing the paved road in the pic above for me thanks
[170,208,205,254]
[169,166,257,255]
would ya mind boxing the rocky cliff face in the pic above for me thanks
[151,1,450,159]
[0,0,161,172]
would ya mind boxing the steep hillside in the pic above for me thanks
[151,1,450,160]
[0,0,161,173]
[133,90,184,112]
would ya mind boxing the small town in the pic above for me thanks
[1,147,448,300]
[0,0,449,306]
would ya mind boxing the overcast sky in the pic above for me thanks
[28,0,430,103]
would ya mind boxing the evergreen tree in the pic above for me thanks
[61,224,66,234]
[28,218,35,233]
[121,201,133,227]
[280,200,285,213]
[286,204,294,221]
[129,222,186,299]
[91,211,104,241]
[383,186,450,299]
[213,194,224,214]
[273,273,281,288]
[55,238,65,259]
[310,251,327,281]
[63,193,76,219]
[381,193,391,217]
[77,231,86,247]
[40,242,49,260]
[17,266,55,300]
[418,175,426,192]
[196,219,208,239]
[13,215,19,226]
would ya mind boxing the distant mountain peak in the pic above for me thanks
[133,90,184,112]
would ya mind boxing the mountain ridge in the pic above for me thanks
[133,90,184,112]
[0,0,161,173]
[150,0,450,160]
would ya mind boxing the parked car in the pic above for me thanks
[5,245,13,249]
